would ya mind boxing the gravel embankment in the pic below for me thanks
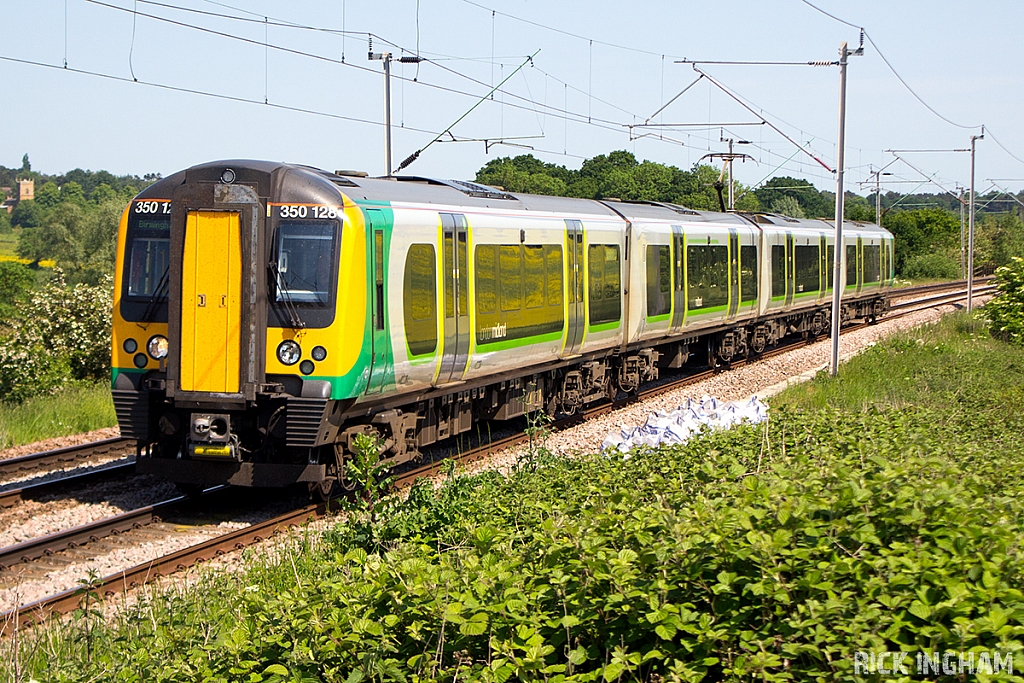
[0,427,121,462]
[0,476,179,548]
[0,496,302,614]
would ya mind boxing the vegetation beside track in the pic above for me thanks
[0,382,114,451]
[7,311,1024,681]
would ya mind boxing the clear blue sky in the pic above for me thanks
[2,0,1022,200]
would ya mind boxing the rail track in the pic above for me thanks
[0,438,136,483]
[0,279,996,636]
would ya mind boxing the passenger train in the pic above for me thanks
[111,160,893,493]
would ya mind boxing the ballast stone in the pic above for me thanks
[601,395,769,454]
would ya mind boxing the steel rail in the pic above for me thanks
[0,461,136,509]
[2,501,322,635]
[0,496,190,571]
[0,438,136,480]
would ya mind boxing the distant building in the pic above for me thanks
[2,179,34,213]
[18,179,34,202]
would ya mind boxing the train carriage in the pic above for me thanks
[111,160,892,493]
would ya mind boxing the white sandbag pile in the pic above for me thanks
[601,395,769,454]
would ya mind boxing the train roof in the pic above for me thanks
[135,160,891,237]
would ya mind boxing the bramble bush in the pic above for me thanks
[0,269,112,402]
[987,256,1024,345]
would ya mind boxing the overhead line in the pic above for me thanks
[86,0,644,143]
[455,0,676,59]
[0,54,437,133]
[797,0,982,131]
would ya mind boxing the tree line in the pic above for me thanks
[477,152,1024,278]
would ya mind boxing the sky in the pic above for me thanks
[2,0,1023,201]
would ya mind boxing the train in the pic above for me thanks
[111,159,894,495]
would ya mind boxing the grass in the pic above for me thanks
[774,312,1024,417]
[0,229,18,259]
[0,382,116,450]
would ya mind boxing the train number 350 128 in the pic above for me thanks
[279,205,342,219]
[134,201,171,214]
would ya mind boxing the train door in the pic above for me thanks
[438,213,470,383]
[728,229,740,319]
[365,209,392,395]
[785,232,795,306]
[856,236,864,295]
[819,235,827,297]
[671,225,685,330]
[879,239,887,289]
[564,219,585,355]
[180,210,241,393]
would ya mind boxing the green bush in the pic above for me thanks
[0,270,112,402]
[987,255,1024,345]
[0,260,35,319]
[901,251,959,280]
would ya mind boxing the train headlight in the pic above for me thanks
[311,345,327,361]
[147,335,169,360]
[277,340,301,365]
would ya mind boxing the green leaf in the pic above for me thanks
[492,664,515,683]
[263,664,289,676]
[603,662,625,682]
[908,601,931,620]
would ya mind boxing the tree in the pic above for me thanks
[882,208,959,274]
[90,183,118,205]
[20,154,30,173]
[60,181,87,205]
[10,199,41,229]
[0,261,35,320]
[35,181,61,210]
[770,195,805,219]
[15,198,125,282]
[754,177,833,218]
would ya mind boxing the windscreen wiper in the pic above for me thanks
[138,267,170,326]
[269,260,305,330]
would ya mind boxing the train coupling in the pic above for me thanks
[188,413,240,460]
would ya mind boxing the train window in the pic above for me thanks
[499,246,522,311]
[740,245,758,302]
[403,244,437,356]
[477,243,564,345]
[888,241,895,280]
[475,245,497,314]
[771,245,785,298]
[127,217,170,299]
[846,245,858,286]
[826,245,835,289]
[687,244,728,310]
[545,245,563,306]
[864,244,881,283]
[274,222,335,304]
[588,244,621,326]
[794,245,820,294]
[646,245,671,317]
[524,246,545,309]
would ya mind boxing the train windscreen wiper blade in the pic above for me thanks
[138,267,170,326]
[269,260,305,330]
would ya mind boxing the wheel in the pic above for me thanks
[309,477,340,502]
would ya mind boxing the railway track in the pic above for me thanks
[0,437,136,482]
[0,280,996,636]
[0,461,136,509]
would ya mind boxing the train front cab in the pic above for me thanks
[111,162,374,489]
